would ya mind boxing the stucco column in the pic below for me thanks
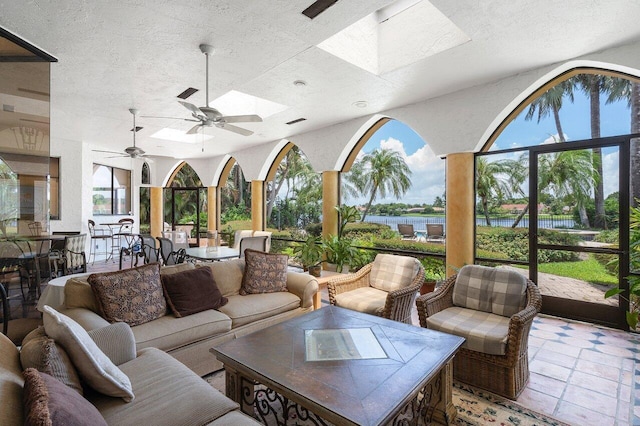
[251,180,265,231]
[207,186,218,231]
[445,152,475,277]
[322,171,340,238]
[150,187,163,241]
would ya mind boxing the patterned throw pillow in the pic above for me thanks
[88,263,167,327]
[23,368,108,426]
[20,327,83,395]
[240,249,288,295]
[161,267,228,317]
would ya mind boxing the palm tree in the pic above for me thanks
[476,157,523,226]
[343,149,412,221]
[538,148,596,226]
[525,81,574,142]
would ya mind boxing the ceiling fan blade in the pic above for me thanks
[93,149,123,155]
[222,114,263,123]
[140,115,191,120]
[178,101,206,118]
[220,123,253,136]
[186,124,203,134]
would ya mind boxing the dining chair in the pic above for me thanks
[156,237,186,265]
[88,220,111,264]
[238,236,268,258]
[50,234,87,276]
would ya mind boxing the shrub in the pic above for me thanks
[475,227,579,262]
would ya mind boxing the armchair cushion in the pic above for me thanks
[452,265,527,317]
[333,287,388,316]
[369,254,421,292]
[426,306,510,355]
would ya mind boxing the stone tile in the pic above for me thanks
[575,359,621,382]
[528,335,545,348]
[534,347,577,369]
[569,370,618,398]
[527,372,565,398]
[530,359,572,381]
[562,384,617,417]
[556,400,615,426]
[618,399,631,422]
[542,340,582,357]
[530,329,561,340]
[580,348,623,367]
[600,335,639,348]
[620,384,632,402]
[515,387,558,417]
[597,344,637,358]
[562,336,597,349]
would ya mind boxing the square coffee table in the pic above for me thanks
[211,306,464,425]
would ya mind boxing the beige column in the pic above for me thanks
[322,171,340,238]
[251,180,265,231]
[445,152,475,277]
[150,187,163,241]
[207,186,218,231]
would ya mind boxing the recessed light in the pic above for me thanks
[293,80,307,87]
[353,101,368,108]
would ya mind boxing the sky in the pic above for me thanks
[344,87,632,206]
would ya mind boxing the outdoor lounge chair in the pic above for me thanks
[425,224,445,243]
[416,264,542,399]
[397,224,417,240]
[327,254,425,324]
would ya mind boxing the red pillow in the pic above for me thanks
[161,266,228,317]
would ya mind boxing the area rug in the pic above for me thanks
[205,372,569,425]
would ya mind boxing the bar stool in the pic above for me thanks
[111,218,134,264]
[88,220,110,264]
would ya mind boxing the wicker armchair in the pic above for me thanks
[327,254,424,324]
[416,265,541,399]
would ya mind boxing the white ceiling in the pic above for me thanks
[2,0,640,160]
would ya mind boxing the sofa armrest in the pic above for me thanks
[87,322,136,366]
[286,272,318,309]
[58,307,110,331]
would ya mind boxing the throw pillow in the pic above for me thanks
[42,306,134,402]
[161,267,228,317]
[240,249,288,295]
[88,262,166,327]
[369,254,421,292]
[23,368,108,426]
[20,326,83,395]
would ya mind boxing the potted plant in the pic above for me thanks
[420,258,446,295]
[322,205,362,273]
[292,235,323,277]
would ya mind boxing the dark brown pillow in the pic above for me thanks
[23,368,108,426]
[240,249,289,295]
[88,263,167,327]
[161,266,228,317]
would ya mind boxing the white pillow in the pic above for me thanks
[42,306,134,402]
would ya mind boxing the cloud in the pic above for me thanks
[345,137,445,205]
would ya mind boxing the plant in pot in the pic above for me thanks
[322,205,361,273]
[292,235,323,277]
[420,257,446,295]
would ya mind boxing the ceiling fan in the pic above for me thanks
[93,108,151,160]
[143,44,262,136]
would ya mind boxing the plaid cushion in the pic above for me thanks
[334,287,387,316]
[65,234,86,270]
[369,254,420,292]
[426,307,510,355]
[452,265,527,317]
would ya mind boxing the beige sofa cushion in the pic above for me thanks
[89,347,240,426]
[426,306,510,355]
[132,309,232,351]
[0,333,25,426]
[196,259,245,297]
[334,287,388,316]
[218,293,300,328]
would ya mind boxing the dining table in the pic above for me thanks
[184,246,239,261]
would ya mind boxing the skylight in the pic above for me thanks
[210,90,288,119]
[317,0,470,75]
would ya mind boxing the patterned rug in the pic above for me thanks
[205,372,569,425]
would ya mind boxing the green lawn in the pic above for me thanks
[535,256,617,286]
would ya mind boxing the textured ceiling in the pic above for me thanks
[1,0,640,160]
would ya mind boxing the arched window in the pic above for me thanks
[141,162,150,184]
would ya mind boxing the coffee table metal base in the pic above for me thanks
[224,360,456,425]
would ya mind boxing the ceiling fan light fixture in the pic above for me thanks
[353,100,368,108]
[293,80,307,87]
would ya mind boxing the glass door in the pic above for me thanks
[530,136,630,329]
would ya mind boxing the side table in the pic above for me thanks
[312,270,344,310]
